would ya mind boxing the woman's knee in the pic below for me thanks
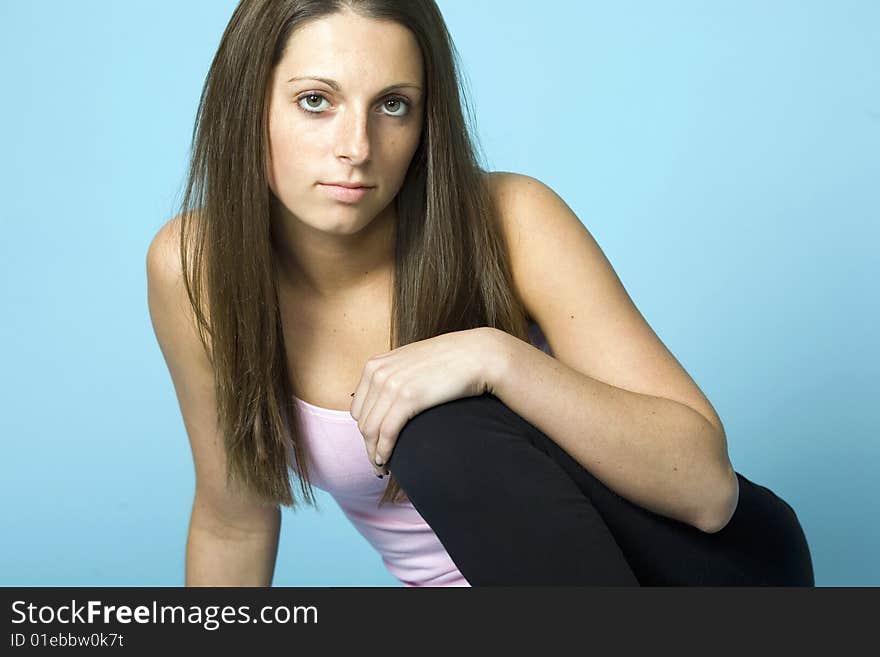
[727,474,815,585]
[389,393,519,463]
[386,393,544,506]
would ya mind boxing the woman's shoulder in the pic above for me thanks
[147,209,209,286]
[146,209,214,347]
[482,169,544,200]
[481,169,555,246]
[148,209,195,260]
[147,213,184,289]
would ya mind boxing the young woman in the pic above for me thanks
[147,0,814,586]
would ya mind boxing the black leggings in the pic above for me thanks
[386,393,814,586]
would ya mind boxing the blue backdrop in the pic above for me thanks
[1,0,876,586]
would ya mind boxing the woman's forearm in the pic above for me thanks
[185,507,281,587]
[482,327,737,533]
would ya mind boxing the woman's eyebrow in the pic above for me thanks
[286,75,422,96]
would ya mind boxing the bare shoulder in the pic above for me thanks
[482,169,574,306]
[483,170,564,253]
[146,213,185,293]
[146,211,213,367]
[146,211,210,321]
[146,211,196,285]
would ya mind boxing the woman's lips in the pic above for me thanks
[318,183,373,203]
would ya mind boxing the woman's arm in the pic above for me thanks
[186,502,280,587]
[483,172,738,533]
[147,215,283,586]
[483,329,736,534]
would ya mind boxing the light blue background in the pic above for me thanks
[1,0,876,586]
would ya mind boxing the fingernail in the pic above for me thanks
[375,456,383,466]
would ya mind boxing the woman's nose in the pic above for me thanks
[335,107,372,164]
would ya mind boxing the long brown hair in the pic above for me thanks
[175,0,531,510]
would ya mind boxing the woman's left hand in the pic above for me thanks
[350,327,502,476]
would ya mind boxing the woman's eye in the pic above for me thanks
[296,93,410,117]
[297,93,329,113]
[381,97,410,117]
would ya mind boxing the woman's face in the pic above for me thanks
[266,10,425,236]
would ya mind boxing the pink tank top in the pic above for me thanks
[289,322,552,587]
